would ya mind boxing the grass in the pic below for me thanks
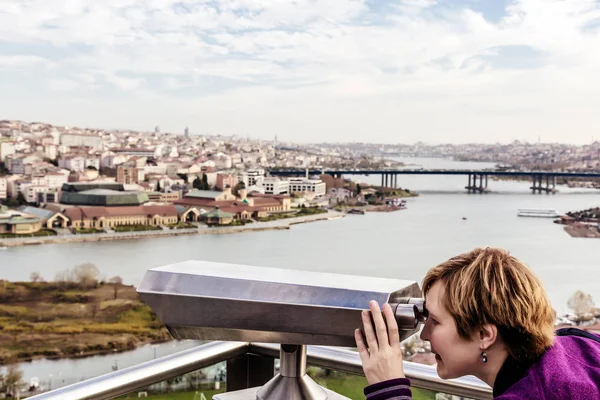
[258,207,327,222]
[115,375,436,400]
[0,229,57,238]
[117,389,225,399]
[167,222,197,229]
[309,369,435,400]
[113,224,162,232]
[0,281,169,364]
[72,227,104,234]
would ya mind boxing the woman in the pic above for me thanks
[355,248,600,399]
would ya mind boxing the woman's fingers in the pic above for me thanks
[354,328,369,364]
[383,303,401,348]
[361,309,378,352]
[370,300,389,349]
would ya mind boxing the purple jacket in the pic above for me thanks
[365,329,600,400]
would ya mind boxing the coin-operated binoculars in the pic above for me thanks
[137,261,427,400]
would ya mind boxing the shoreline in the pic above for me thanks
[0,211,345,248]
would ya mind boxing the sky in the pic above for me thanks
[0,0,599,144]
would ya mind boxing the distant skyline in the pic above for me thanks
[1,0,599,145]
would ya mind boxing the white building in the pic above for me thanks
[261,178,290,195]
[238,168,265,187]
[288,178,326,197]
[8,155,40,175]
[59,155,100,172]
[0,141,15,162]
[0,177,7,200]
[45,172,69,188]
[60,133,103,150]
[44,144,58,160]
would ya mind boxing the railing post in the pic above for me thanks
[226,354,275,391]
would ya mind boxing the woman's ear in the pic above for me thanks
[479,324,498,350]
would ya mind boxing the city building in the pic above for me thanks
[261,178,289,195]
[288,178,326,197]
[60,183,149,206]
[36,187,60,204]
[0,177,7,200]
[58,155,100,173]
[117,166,143,184]
[110,148,155,158]
[0,206,41,234]
[238,168,265,187]
[147,191,181,203]
[0,141,15,162]
[63,205,179,230]
[60,133,103,150]
[216,173,239,190]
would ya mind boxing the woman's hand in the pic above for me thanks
[354,300,406,385]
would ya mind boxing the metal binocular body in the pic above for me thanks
[138,261,427,400]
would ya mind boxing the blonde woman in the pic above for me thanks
[355,248,600,399]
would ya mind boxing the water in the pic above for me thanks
[9,340,206,391]
[1,157,599,388]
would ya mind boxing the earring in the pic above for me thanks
[481,351,488,364]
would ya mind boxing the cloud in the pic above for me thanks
[0,0,599,143]
[0,55,49,68]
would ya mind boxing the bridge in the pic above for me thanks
[268,169,600,193]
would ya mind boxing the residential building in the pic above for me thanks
[117,166,143,184]
[238,168,265,187]
[288,178,327,197]
[59,155,100,172]
[147,192,181,203]
[36,188,61,204]
[216,173,239,190]
[0,141,15,162]
[60,133,103,150]
[44,144,58,160]
[261,178,289,195]
[45,172,69,188]
[8,154,40,174]
[110,148,155,158]
[0,177,6,200]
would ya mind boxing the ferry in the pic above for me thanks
[517,208,560,218]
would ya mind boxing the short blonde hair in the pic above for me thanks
[423,248,555,361]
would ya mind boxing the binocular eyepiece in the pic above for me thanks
[389,298,428,330]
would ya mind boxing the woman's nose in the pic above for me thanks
[420,320,430,341]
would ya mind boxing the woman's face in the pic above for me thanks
[419,281,481,379]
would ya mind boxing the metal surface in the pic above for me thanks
[27,341,248,400]
[137,260,423,346]
[255,344,327,400]
[29,341,492,400]
[250,343,493,400]
[214,387,350,400]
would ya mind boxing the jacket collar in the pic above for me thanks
[493,356,532,397]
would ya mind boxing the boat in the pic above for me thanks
[517,209,560,218]
[348,209,365,215]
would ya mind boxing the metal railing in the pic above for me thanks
[29,341,493,400]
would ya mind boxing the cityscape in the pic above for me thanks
[1,0,600,398]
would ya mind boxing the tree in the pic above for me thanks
[30,272,43,283]
[177,173,189,183]
[72,263,100,289]
[156,181,162,192]
[16,192,27,205]
[109,276,123,300]
[568,290,595,316]
[356,183,362,195]
[233,181,246,195]
[193,176,202,190]
[201,173,209,190]
[3,364,24,397]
